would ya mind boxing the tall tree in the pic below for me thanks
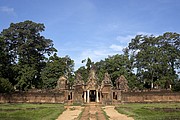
[1,20,57,90]
[76,58,94,83]
[41,54,74,89]
[95,54,138,88]
[0,36,14,92]
[75,66,88,83]
[127,32,180,89]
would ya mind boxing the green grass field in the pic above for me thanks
[0,103,65,120]
[115,103,180,120]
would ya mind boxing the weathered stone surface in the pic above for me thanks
[101,72,113,87]
[73,73,84,103]
[1,69,180,104]
[74,73,84,86]
[100,73,113,104]
[86,67,99,90]
[1,91,180,104]
[56,76,68,90]
[115,75,129,91]
[121,91,180,103]
[0,92,65,103]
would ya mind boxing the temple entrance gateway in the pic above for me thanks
[84,90,99,103]
[90,90,96,102]
[72,67,129,104]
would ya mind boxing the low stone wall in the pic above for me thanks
[121,91,180,103]
[0,91,66,103]
[1,90,180,104]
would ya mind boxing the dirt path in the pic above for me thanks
[79,104,106,120]
[103,106,134,120]
[56,106,83,120]
[56,105,134,120]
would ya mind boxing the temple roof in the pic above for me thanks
[74,73,84,85]
[86,68,99,90]
[115,75,129,91]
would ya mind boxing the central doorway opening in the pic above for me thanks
[90,90,96,102]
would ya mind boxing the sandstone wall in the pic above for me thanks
[121,91,180,103]
[0,91,66,103]
[1,90,180,104]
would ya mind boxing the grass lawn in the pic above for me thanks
[115,103,180,120]
[0,103,65,120]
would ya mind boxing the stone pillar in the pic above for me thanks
[87,90,90,103]
[151,82,154,89]
[99,92,101,102]
[84,91,86,103]
[96,90,99,102]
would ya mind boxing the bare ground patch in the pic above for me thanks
[56,106,84,120]
[79,104,106,120]
[103,106,134,120]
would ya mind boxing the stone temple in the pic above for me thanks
[1,67,180,104]
[56,67,128,104]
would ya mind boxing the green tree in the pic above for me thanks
[75,66,88,83]
[0,35,17,85]
[15,65,38,90]
[127,32,180,89]
[159,32,180,78]
[1,20,57,90]
[95,60,107,84]
[95,54,138,89]
[76,58,94,83]
[0,34,14,92]
[0,78,14,93]
[41,54,74,89]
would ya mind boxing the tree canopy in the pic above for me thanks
[0,20,179,92]
[127,32,180,89]
[41,53,74,89]
[0,20,57,91]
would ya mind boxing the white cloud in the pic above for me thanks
[109,44,124,52]
[81,49,109,62]
[0,6,16,15]
[116,35,134,44]
[137,32,152,35]
[74,46,123,70]
[73,49,104,70]
[73,31,157,70]
[115,32,157,45]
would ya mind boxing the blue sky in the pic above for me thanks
[1,0,180,70]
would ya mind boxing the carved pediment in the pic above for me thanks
[115,75,129,91]
[56,76,68,90]
[74,73,84,86]
[102,72,112,85]
[86,67,98,90]
[101,72,113,89]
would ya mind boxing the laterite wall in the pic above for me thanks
[121,91,180,103]
[0,90,180,104]
[0,91,66,103]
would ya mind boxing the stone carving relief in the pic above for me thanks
[56,76,68,90]
[74,73,84,86]
[101,72,113,89]
[86,67,98,90]
[103,73,112,84]
[115,75,129,91]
